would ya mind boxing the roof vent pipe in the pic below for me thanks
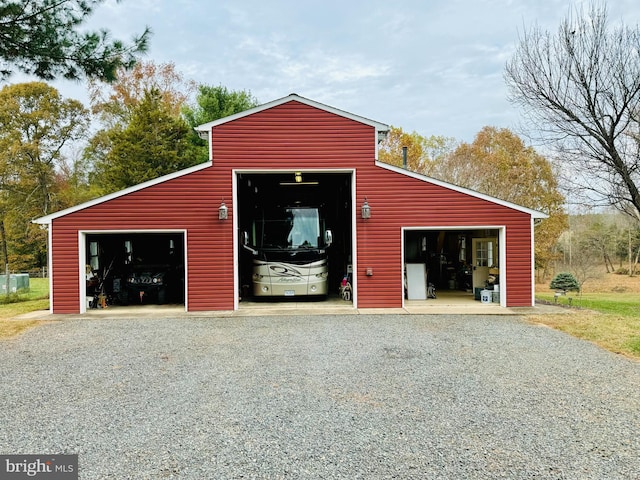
[402,146,408,169]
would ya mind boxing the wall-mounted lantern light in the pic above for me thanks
[218,200,228,220]
[295,171,303,183]
[361,197,371,219]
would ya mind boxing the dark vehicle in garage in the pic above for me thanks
[125,266,170,304]
[86,233,184,306]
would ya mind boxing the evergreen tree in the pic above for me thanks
[549,272,580,292]
[95,88,199,192]
[182,85,258,128]
[0,0,150,81]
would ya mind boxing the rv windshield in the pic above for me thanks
[260,207,320,249]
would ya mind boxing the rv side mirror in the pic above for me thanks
[241,231,258,255]
[324,229,333,247]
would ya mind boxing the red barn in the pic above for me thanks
[35,94,546,314]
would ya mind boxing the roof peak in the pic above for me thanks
[195,93,389,133]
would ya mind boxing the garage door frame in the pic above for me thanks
[232,168,357,311]
[401,225,506,308]
[78,229,188,313]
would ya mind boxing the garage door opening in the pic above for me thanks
[82,232,185,311]
[403,228,504,306]
[236,171,353,304]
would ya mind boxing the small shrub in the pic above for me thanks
[550,272,580,292]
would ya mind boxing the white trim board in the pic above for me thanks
[78,229,188,314]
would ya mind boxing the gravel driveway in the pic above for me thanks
[1,314,638,479]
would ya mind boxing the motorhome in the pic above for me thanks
[243,205,332,297]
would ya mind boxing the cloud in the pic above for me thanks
[41,0,640,146]
[226,33,391,95]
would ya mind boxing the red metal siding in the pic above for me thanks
[49,99,535,312]
[504,216,534,306]
[211,100,535,308]
[51,167,234,313]
[209,102,375,171]
[356,168,533,307]
[50,225,81,314]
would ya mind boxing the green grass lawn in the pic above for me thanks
[533,292,640,359]
[0,278,50,339]
[536,292,639,317]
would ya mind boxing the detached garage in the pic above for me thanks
[35,94,546,314]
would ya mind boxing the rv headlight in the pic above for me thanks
[262,286,269,293]
[316,272,328,278]
[253,273,263,280]
[310,285,317,292]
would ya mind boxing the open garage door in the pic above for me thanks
[403,227,504,306]
[82,232,185,311]
[236,171,353,303]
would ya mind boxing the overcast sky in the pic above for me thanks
[42,0,640,143]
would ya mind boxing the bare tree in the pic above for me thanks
[505,3,640,221]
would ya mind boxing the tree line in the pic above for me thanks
[0,66,258,272]
[0,70,570,279]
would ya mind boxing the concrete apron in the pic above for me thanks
[18,298,568,320]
